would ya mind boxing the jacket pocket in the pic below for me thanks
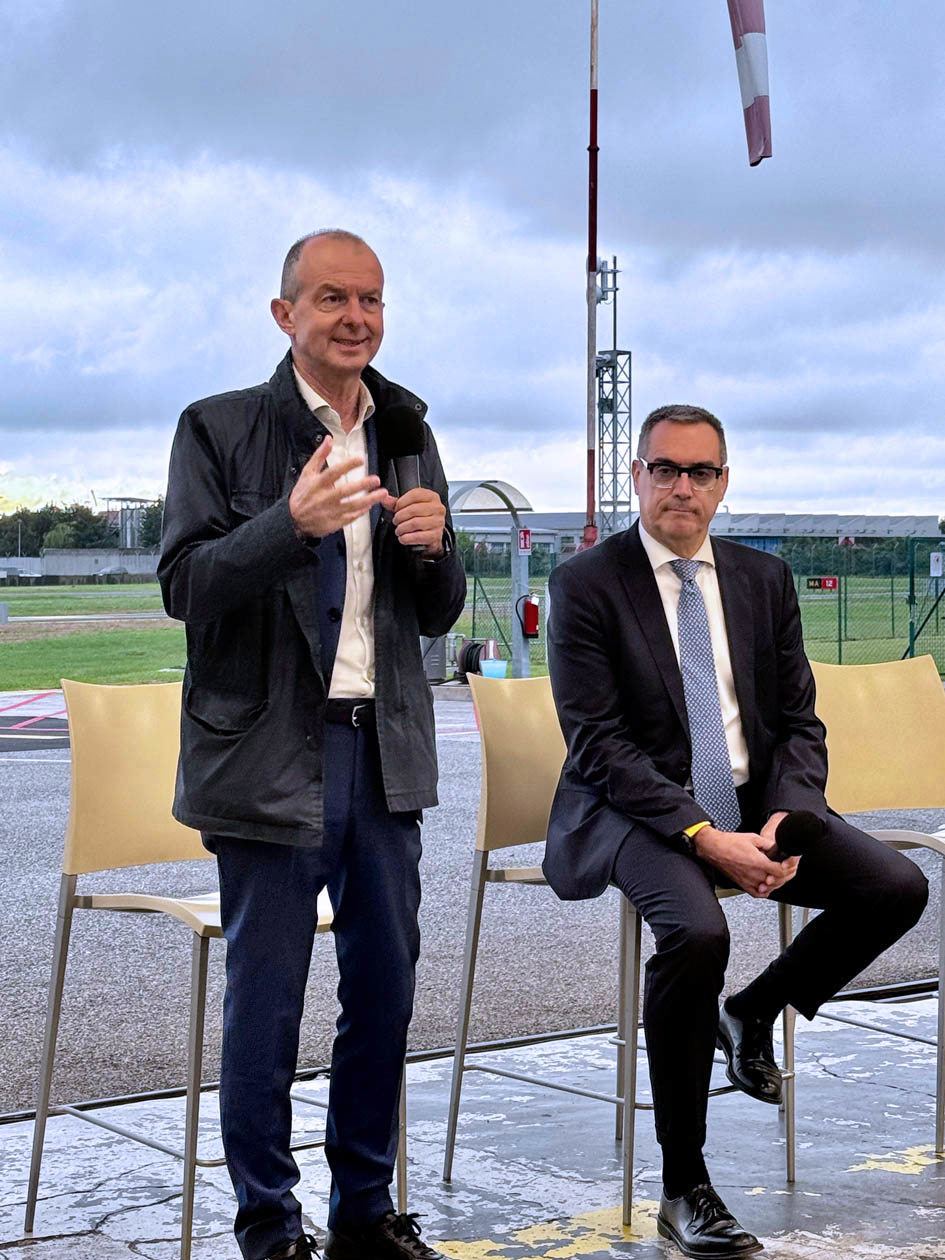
[184,684,267,737]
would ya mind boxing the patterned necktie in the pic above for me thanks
[670,558,742,831]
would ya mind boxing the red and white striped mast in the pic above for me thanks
[581,0,600,551]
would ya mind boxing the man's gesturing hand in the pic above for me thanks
[694,825,800,898]
[382,487,447,558]
[289,437,388,539]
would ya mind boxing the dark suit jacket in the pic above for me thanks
[542,523,828,900]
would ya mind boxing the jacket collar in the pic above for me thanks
[615,522,690,736]
[269,349,428,430]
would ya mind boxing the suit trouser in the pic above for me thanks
[206,720,422,1260]
[610,813,928,1157]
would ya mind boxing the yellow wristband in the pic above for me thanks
[683,820,712,839]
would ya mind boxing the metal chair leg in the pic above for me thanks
[615,897,627,1139]
[180,933,210,1260]
[621,900,641,1229]
[25,875,77,1235]
[937,883,945,1155]
[396,1067,408,1211]
[778,904,796,1183]
[443,850,488,1182]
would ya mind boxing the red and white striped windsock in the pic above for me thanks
[726,0,771,165]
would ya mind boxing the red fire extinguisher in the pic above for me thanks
[516,592,540,639]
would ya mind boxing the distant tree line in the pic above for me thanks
[0,498,163,553]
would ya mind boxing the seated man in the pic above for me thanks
[543,403,928,1259]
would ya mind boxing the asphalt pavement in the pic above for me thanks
[0,693,942,1116]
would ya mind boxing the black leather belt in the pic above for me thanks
[324,698,376,728]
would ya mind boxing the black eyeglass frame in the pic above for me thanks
[639,459,725,489]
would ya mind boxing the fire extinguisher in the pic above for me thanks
[516,592,540,639]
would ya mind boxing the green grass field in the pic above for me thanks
[0,573,941,688]
[0,626,186,689]
[0,582,164,617]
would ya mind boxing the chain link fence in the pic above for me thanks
[787,537,945,672]
[455,535,945,678]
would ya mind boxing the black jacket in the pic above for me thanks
[543,523,827,898]
[158,351,466,845]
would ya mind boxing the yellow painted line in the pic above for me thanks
[438,1202,660,1258]
[847,1143,945,1175]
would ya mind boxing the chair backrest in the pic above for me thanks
[809,655,945,814]
[61,679,208,875]
[468,674,567,852]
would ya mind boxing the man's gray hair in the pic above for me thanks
[279,229,373,301]
[637,404,728,464]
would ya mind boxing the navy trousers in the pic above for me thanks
[207,721,422,1260]
[610,811,928,1158]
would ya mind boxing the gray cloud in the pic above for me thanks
[1,0,944,513]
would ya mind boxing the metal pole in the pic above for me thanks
[907,538,917,658]
[510,524,530,679]
[582,0,599,550]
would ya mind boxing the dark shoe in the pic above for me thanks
[324,1212,444,1260]
[266,1235,319,1260]
[716,999,783,1105]
[657,1184,762,1258]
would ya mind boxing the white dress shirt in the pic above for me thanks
[638,523,750,786]
[293,367,376,699]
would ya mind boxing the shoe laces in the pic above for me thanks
[387,1213,440,1257]
[689,1184,734,1228]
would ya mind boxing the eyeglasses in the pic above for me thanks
[640,459,725,491]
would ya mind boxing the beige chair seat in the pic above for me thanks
[810,655,945,1154]
[442,674,797,1228]
[24,681,404,1260]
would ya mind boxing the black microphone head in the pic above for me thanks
[774,809,825,857]
[380,404,426,458]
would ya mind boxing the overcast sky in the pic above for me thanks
[1,0,944,521]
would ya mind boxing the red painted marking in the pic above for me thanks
[0,691,57,715]
[10,712,68,729]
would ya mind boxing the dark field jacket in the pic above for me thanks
[158,351,466,846]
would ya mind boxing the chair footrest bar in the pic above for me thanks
[463,1064,621,1106]
[54,1105,191,1162]
[289,1091,329,1110]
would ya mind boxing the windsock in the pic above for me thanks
[727,0,772,165]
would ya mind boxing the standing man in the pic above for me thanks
[543,404,927,1259]
[159,230,464,1260]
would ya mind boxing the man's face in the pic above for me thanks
[631,420,729,557]
[271,237,384,386]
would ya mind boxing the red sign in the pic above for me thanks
[806,576,838,591]
[518,528,532,555]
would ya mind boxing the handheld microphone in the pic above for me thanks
[380,403,426,495]
[766,809,825,863]
[379,403,427,552]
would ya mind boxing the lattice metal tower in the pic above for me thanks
[596,257,632,538]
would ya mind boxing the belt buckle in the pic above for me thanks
[351,703,367,729]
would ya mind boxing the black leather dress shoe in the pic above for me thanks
[657,1184,762,1258]
[716,999,782,1105]
[266,1235,319,1260]
[324,1211,445,1259]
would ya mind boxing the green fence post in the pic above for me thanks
[890,569,895,637]
[837,575,843,664]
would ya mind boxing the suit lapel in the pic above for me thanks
[616,526,690,737]
[713,539,756,736]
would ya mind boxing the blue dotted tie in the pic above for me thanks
[671,558,742,832]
